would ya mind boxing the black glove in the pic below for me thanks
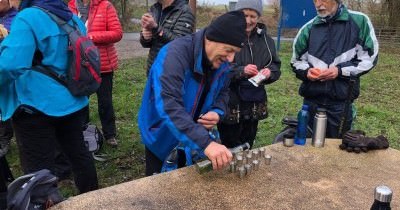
[339,130,366,153]
[339,130,389,153]
[363,135,389,150]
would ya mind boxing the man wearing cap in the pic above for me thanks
[291,0,379,138]
[138,11,247,176]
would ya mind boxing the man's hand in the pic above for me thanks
[141,28,152,40]
[243,64,258,77]
[307,68,321,81]
[197,111,220,130]
[260,68,271,79]
[204,141,233,170]
[141,13,158,30]
[318,66,338,81]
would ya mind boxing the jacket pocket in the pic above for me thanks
[333,78,360,101]
[147,120,179,161]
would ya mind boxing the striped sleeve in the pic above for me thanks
[291,19,314,81]
[337,11,379,77]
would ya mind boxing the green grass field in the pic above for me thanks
[6,42,400,196]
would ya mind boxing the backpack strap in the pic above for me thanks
[29,6,77,89]
[32,65,68,87]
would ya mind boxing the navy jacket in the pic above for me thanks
[138,29,231,161]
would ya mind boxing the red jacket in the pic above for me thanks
[69,0,123,73]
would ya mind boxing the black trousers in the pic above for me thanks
[83,72,116,139]
[304,99,353,138]
[0,120,13,144]
[218,120,259,149]
[96,72,116,139]
[12,107,98,194]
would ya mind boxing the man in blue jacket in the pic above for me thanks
[291,0,379,138]
[138,10,247,176]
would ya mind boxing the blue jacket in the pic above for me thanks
[138,29,231,161]
[0,8,88,121]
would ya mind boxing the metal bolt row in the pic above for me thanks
[228,148,272,178]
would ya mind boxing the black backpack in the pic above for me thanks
[7,169,64,210]
[32,7,101,96]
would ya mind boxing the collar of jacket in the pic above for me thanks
[89,0,104,7]
[154,0,186,12]
[193,29,207,75]
[248,22,267,38]
[313,4,349,25]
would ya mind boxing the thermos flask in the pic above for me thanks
[312,108,327,147]
[370,185,392,210]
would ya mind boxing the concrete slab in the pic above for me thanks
[52,139,400,209]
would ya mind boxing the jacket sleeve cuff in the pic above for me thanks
[199,138,212,149]
[211,108,224,121]
[337,65,343,76]
[152,25,162,35]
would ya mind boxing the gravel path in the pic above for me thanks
[115,33,149,60]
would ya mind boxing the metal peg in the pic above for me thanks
[237,166,246,179]
[245,164,252,175]
[252,160,259,171]
[264,154,272,165]
[229,161,236,173]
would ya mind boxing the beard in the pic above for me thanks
[317,12,329,18]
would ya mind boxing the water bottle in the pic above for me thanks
[294,105,309,145]
[370,185,392,210]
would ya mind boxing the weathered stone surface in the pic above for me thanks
[52,139,400,209]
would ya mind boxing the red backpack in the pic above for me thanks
[32,7,101,96]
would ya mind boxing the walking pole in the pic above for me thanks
[338,73,356,138]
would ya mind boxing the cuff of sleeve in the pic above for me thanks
[304,68,310,80]
[201,138,212,149]
[211,108,224,121]
[238,67,245,78]
[337,65,343,76]
[152,26,162,35]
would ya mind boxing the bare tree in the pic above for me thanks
[384,0,400,28]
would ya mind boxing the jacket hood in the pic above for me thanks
[19,0,72,21]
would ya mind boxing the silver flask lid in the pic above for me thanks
[374,185,392,202]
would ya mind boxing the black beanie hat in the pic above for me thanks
[205,10,246,48]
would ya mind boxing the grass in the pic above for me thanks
[6,42,400,197]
